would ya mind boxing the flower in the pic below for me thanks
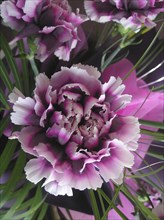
[58,58,163,218]
[84,0,164,30]
[0,0,84,61]
[9,64,140,196]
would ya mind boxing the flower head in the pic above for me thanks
[9,65,140,196]
[0,0,84,61]
[84,0,164,30]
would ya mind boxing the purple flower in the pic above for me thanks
[9,65,140,196]
[84,0,164,30]
[0,0,84,61]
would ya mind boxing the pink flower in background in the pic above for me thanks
[9,64,140,196]
[102,58,164,169]
[0,0,84,61]
[84,0,164,30]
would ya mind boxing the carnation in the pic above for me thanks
[9,64,140,196]
[0,0,84,61]
[84,0,164,30]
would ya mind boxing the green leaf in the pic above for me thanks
[152,85,164,91]
[0,114,10,137]
[37,203,48,220]
[100,185,122,220]
[126,165,164,178]
[141,129,164,141]
[123,23,164,80]
[88,189,101,220]
[0,150,26,208]
[139,119,164,129]
[146,151,164,160]
[17,40,30,96]
[25,184,42,220]
[0,88,10,109]
[98,189,128,220]
[10,193,47,219]
[0,59,13,92]
[0,139,17,176]
[121,185,159,220]
[0,33,23,91]
[1,182,33,220]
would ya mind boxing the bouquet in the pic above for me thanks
[0,0,164,219]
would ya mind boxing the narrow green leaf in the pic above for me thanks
[16,199,34,211]
[134,151,163,189]
[121,185,159,220]
[0,88,10,109]
[100,185,122,220]
[0,150,26,208]
[141,129,164,141]
[152,85,164,91]
[139,119,164,129]
[25,185,42,220]
[142,176,163,193]
[127,165,164,178]
[65,208,74,220]
[137,41,164,74]
[0,33,22,91]
[10,194,47,219]
[0,59,13,92]
[37,203,48,220]
[146,151,164,160]
[0,139,17,176]
[88,189,101,220]
[123,23,164,80]
[1,182,33,220]
[0,114,10,137]
[98,189,128,220]
[97,190,106,215]
[17,40,30,95]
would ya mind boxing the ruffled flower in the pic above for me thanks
[84,0,164,30]
[9,64,140,196]
[0,0,84,61]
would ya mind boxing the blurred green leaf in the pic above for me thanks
[152,85,164,91]
[0,114,10,137]
[0,59,13,92]
[146,151,164,160]
[0,150,26,208]
[0,33,23,91]
[127,165,164,178]
[141,129,164,141]
[98,188,128,220]
[121,185,159,220]
[0,88,10,109]
[17,40,30,96]
[0,139,17,176]
[100,184,122,220]
[139,119,164,129]
[1,182,33,220]
[37,203,48,220]
[88,189,100,220]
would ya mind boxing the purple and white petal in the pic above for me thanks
[24,158,51,184]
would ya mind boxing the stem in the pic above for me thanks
[101,46,121,72]
[17,40,30,95]
[29,57,39,76]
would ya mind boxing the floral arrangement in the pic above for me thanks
[0,0,163,219]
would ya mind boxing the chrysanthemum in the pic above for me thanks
[84,0,164,30]
[9,65,140,196]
